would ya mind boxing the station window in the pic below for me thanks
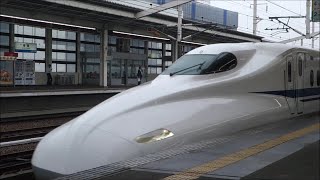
[0,48,9,56]
[148,67,159,74]
[166,44,171,50]
[0,35,9,46]
[149,41,162,49]
[35,62,45,72]
[148,50,162,58]
[52,41,76,51]
[80,33,100,43]
[130,39,145,54]
[52,29,79,73]
[130,47,143,54]
[165,61,172,67]
[0,22,9,56]
[14,25,45,37]
[0,22,10,33]
[108,36,117,45]
[148,59,157,66]
[53,30,76,40]
[288,62,292,82]
[310,70,314,87]
[317,70,320,86]
[131,39,139,47]
[81,32,101,79]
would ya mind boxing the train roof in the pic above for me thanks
[188,42,319,56]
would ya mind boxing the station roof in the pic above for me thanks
[0,0,263,44]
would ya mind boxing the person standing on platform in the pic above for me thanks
[47,64,52,85]
[137,66,143,85]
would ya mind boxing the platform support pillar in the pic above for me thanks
[9,24,15,52]
[100,27,108,87]
[161,42,166,71]
[144,40,149,82]
[76,32,82,85]
[172,40,178,62]
[45,29,52,74]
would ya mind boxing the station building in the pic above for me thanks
[0,0,262,88]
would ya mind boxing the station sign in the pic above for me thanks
[312,0,320,22]
[15,42,37,53]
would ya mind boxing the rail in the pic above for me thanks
[0,137,43,148]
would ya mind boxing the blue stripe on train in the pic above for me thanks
[300,97,320,102]
[253,87,320,98]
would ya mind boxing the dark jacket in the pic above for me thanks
[137,69,143,78]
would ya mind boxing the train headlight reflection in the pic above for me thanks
[135,129,174,144]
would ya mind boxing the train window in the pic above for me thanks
[317,70,320,86]
[310,70,314,87]
[161,54,218,75]
[161,52,237,75]
[288,62,292,82]
[298,58,302,76]
[204,52,237,74]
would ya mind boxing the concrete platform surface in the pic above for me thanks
[0,85,128,97]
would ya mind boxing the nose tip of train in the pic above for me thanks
[32,124,144,180]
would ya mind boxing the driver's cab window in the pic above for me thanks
[161,52,237,76]
[205,52,237,74]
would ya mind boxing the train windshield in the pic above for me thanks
[162,53,237,75]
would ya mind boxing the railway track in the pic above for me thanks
[1,127,53,142]
[0,140,38,178]
[0,154,32,176]
[0,112,83,142]
[0,112,85,178]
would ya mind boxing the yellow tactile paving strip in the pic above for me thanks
[164,123,320,180]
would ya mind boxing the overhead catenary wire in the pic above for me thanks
[211,0,319,48]
[265,0,302,16]
[239,0,307,29]
[207,0,300,39]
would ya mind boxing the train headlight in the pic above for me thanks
[135,129,174,144]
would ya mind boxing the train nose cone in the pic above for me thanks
[32,123,143,179]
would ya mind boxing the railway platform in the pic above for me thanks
[0,85,127,96]
[0,85,127,118]
[57,114,319,180]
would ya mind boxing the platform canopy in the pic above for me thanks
[0,0,263,44]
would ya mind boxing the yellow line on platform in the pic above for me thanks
[163,123,320,180]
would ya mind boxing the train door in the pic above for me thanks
[286,56,296,114]
[296,52,305,114]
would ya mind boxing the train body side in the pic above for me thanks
[31,43,320,179]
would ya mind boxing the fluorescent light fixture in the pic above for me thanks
[135,128,174,144]
[0,14,96,30]
[113,31,170,41]
[181,40,206,46]
[113,31,207,46]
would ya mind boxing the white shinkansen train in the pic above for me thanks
[32,43,320,179]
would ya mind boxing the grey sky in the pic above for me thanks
[208,0,319,49]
